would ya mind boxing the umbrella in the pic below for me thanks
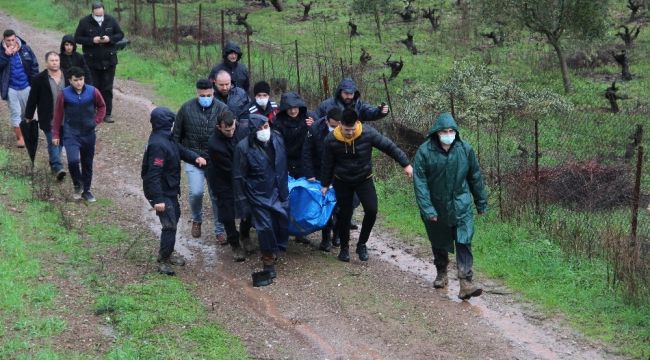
[19,119,39,166]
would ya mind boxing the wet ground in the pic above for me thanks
[0,11,630,359]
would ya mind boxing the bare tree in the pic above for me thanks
[604,81,624,113]
[617,25,641,47]
[299,1,314,21]
[270,0,283,12]
[384,55,404,80]
[627,0,644,21]
[348,21,360,36]
[612,49,633,81]
[481,23,505,46]
[422,7,441,31]
[236,13,253,35]
[398,0,417,22]
[360,48,372,65]
[401,31,418,55]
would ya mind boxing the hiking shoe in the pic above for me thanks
[337,248,350,262]
[82,191,96,202]
[458,278,483,300]
[72,186,83,200]
[103,115,114,123]
[158,260,175,276]
[191,221,201,238]
[216,233,228,246]
[232,246,246,262]
[55,169,67,182]
[433,271,448,289]
[356,244,369,261]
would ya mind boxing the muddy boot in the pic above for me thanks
[318,230,332,252]
[356,243,369,261]
[458,278,483,300]
[232,245,246,262]
[168,252,186,266]
[337,247,350,262]
[158,259,175,276]
[433,268,448,289]
[261,253,277,279]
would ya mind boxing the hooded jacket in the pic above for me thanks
[208,41,250,92]
[413,112,488,251]
[215,85,250,119]
[301,116,331,180]
[59,34,93,85]
[272,92,315,177]
[316,78,386,122]
[321,122,409,187]
[172,96,232,158]
[142,107,200,206]
[0,36,39,100]
[74,13,124,70]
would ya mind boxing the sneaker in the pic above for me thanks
[55,169,67,182]
[158,259,175,276]
[103,115,114,123]
[337,248,350,262]
[82,191,96,202]
[191,221,201,238]
[73,186,83,200]
[356,244,369,261]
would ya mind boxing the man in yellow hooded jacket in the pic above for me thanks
[321,109,413,262]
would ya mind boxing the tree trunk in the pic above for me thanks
[549,38,572,94]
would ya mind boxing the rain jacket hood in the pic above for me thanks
[428,112,459,137]
[222,41,242,62]
[335,78,361,102]
[60,34,77,53]
[150,107,175,133]
[278,91,307,118]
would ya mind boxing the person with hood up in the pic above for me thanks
[74,2,124,123]
[0,29,39,148]
[142,107,206,275]
[316,78,389,122]
[206,111,254,262]
[302,107,343,251]
[208,41,250,93]
[212,70,250,120]
[321,109,412,263]
[413,112,488,300]
[59,34,92,85]
[233,114,289,284]
[247,80,279,123]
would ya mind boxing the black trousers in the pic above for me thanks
[157,196,181,259]
[90,66,116,116]
[432,242,474,280]
[333,177,378,250]
[222,216,252,248]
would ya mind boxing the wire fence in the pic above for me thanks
[57,0,649,303]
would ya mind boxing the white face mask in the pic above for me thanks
[256,127,271,142]
[93,15,104,24]
[328,126,336,132]
[256,97,269,107]
[439,133,456,145]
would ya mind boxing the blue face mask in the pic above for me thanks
[439,133,455,145]
[198,96,213,108]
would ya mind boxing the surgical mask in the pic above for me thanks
[439,133,455,145]
[93,15,104,24]
[256,127,271,142]
[198,96,213,108]
[328,126,336,132]
[256,97,269,107]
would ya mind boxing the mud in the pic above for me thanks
[0,10,630,360]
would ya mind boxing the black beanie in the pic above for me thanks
[253,81,271,95]
[341,109,358,126]
[327,107,342,121]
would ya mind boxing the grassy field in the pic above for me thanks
[0,0,649,358]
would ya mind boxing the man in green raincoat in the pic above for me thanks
[413,112,488,300]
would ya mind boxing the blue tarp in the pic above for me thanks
[287,177,337,236]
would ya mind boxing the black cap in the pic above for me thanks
[341,109,358,126]
[253,81,271,95]
[196,78,212,90]
[327,108,342,122]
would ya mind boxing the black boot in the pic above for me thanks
[261,253,277,279]
[356,243,369,261]
[337,247,350,262]
[318,229,332,252]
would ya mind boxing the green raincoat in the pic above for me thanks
[413,113,488,252]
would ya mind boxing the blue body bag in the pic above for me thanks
[287,177,337,236]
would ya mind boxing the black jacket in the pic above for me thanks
[321,123,410,187]
[272,92,315,178]
[24,70,61,131]
[208,42,250,92]
[59,35,93,85]
[74,14,124,70]
[316,78,386,122]
[172,97,232,158]
[301,116,331,180]
[142,108,200,205]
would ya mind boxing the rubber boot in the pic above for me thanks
[14,127,24,148]
[261,252,277,278]
[318,229,332,252]
[458,277,483,300]
[433,267,448,288]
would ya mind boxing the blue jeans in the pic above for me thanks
[184,163,224,236]
[43,130,63,173]
[62,132,95,192]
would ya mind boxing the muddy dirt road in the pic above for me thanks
[0,11,628,359]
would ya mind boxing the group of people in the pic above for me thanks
[4,2,488,300]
